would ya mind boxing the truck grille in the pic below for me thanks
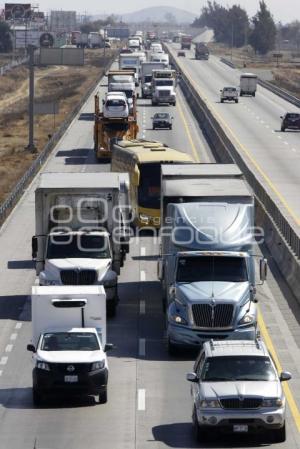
[159,91,170,97]
[48,363,92,374]
[192,304,233,328]
[60,269,97,285]
[221,398,262,409]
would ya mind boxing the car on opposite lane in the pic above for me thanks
[152,112,173,130]
[177,50,186,57]
[280,112,300,132]
[187,339,291,443]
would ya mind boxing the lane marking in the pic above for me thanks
[140,270,146,282]
[177,96,200,162]
[0,371,2,376]
[141,247,146,256]
[139,338,146,357]
[15,323,22,330]
[138,389,146,411]
[10,334,17,341]
[258,311,300,433]
[140,300,146,315]
[176,59,300,226]
[0,357,8,365]
[5,344,13,353]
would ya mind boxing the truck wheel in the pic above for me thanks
[240,92,243,97]
[220,99,224,103]
[235,99,239,103]
[173,102,176,106]
[192,406,208,441]
[98,387,108,404]
[253,92,256,97]
[33,388,42,406]
[153,126,155,130]
[281,126,285,132]
[169,125,172,130]
[272,423,286,443]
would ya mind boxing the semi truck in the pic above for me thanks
[140,62,165,98]
[158,164,267,354]
[181,35,192,50]
[27,285,114,405]
[94,90,138,160]
[151,69,177,106]
[32,172,131,316]
[195,42,210,60]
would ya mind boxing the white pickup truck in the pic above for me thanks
[220,86,239,103]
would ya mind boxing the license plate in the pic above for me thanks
[64,375,78,383]
[233,425,248,433]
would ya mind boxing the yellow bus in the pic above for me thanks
[111,139,194,227]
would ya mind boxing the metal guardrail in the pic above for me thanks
[0,52,117,227]
[167,46,300,259]
[220,57,300,107]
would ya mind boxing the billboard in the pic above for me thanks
[5,3,32,20]
[39,48,84,66]
[50,10,76,32]
[15,30,55,49]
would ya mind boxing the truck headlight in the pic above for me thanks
[36,361,50,371]
[169,314,188,325]
[90,361,105,371]
[238,313,255,326]
[200,399,220,408]
[262,398,283,408]
[139,214,150,224]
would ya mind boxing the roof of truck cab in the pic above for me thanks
[162,178,252,198]
[161,164,242,178]
[37,172,129,190]
[113,140,194,164]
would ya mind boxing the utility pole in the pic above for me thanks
[231,23,234,62]
[26,44,37,153]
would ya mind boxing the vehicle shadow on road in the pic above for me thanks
[0,387,98,409]
[7,260,35,270]
[152,423,271,448]
[0,295,30,321]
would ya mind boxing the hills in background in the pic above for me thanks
[93,6,197,24]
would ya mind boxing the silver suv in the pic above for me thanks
[187,339,291,443]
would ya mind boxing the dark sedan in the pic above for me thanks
[152,112,173,130]
[281,112,300,132]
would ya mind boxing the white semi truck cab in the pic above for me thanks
[32,172,131,316]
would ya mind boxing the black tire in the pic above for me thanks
[235,99,239,103]
[192,406,207,442]
[98,387,108,404]
[173,102,176,106]
[272,423,286,443]
[253,92,256,97]
[33,388,42,406]
[152,126,155,130]
[240,92,243,97]
[169,125,172,130]
[221,99,224,103]
[281,126,285,132]
[167,338,179,356]
[107,301,117,318]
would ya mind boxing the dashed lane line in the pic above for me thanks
[138,389,146,411]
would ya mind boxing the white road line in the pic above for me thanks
[15,322,22,330]
[0,370,2,376]
[0,357,8,365]
[5,344,13,353]
[140,270,146,281]
[138,389,146,411]
[140,300,146,315]
[265,125,270,129]
[292,148,296,152]
[284,142,289,145]
[141,247,146,256]
[10,333,18,341]
[139,338,146,357]
[277,135,282,139]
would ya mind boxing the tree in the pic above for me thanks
[228,5,249,47]
[0,21,12,53]
[249,1,276,54]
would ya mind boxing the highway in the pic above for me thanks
[0,54,300,449]
[167,42,300,230]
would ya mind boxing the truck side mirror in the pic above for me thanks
[280,371,292,382]
[32,236,38,259]
[186,372,199,383]
[104,343,115,352]
[27,344,36,353]
[169,284,176,298]
[259,258,268,283]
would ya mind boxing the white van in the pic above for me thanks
[240,73,258,97]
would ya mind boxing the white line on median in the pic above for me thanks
[140,300,146,315]
[0,357,8,365]
[141,247,146,256]
[140,270,146,282]
[5,344,13,353]
[15,323,22,330]
[138,389,146,411]
[139,338,146,357]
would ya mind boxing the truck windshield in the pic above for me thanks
[47,234,111,259]
[41,332,100,351]
[176,256,248,283]
[144,75,152,83]
[201,356,277,382]
[155,79,173,86]
[138,163,161,209]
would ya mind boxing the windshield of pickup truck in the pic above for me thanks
[155,79,173,86]
[176,256,248,283]
[47,234,111,259]
[41,332,100,351]
[201,356,277,382]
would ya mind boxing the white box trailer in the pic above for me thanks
[240,73,258,97]
[28,285,113,405]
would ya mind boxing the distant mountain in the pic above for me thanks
[119,6,197,24]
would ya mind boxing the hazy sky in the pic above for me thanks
[25,0,300,23]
